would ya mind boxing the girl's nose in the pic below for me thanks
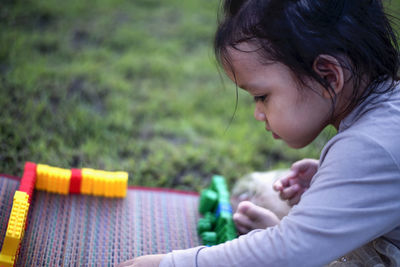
[254,102,266,121]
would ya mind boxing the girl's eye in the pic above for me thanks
[254,95,267,102]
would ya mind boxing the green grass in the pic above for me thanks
[0,0,398,191]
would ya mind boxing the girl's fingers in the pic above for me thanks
[288,192,302,206]
[117,259,135,267]
[236,223,251,235]
[233,212,252,234]
[273,179,283,191]
[274,170,298,191]
[280,184,300,200]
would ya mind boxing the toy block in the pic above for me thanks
[36,164,72,194]
[70,168,82,194]
[23,161,36,175]
[81,168,95,195]
[114,172,128,198]
[197,175,237,246]
[36,164,49,190]
[197,217,213,235]
[19,162,37,202]
[57,168,71,195]
[211,175,228,192]
[19,172,35,196]
[199,189,218,215]
[197,212,217,236]
[104,173,116,198]
[37,164,127,197]
[0,254,14,267]
[44,166,70,194]
[217,226,237,243]
[92,170,106,196]
[0,191,30,267]
[200,232,217,246]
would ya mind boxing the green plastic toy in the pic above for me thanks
[197,175,237,246]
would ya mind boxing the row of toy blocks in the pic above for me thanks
[81,168,128,197]
[35,164,128,197]
[18,162,37,203]
[0,191,30,267]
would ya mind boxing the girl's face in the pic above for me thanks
[224,43,332,148]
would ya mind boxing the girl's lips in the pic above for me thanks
[272,132,281,139]
[265,125,280,139]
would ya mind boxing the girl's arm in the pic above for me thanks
[160,135,400,267]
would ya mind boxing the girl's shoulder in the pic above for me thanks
[323,82,400,169]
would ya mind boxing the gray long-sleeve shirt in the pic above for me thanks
[160,80,400,267]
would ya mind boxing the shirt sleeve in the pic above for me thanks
[160,134,400,267]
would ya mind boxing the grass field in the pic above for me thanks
[1,0,399,191]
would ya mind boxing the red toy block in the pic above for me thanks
[23,162,36,173]
[69,168,82,194]
[18,162,37,202]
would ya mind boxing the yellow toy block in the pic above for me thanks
[59,168,71,195]
[115,172,128,197]
[46,167,56,193]
[36,165,71,194]
[36,164,50,190]
[91,170,103,196]
[104,173,116,198]
[0,254,14,267]
[46,167,71,195]
[0,191,30,267]
[81,168,95,195]
[81,169,128,197]
[103,172,114,197]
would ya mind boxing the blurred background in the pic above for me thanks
[1,0,399,191]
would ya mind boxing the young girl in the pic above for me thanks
[118,0,400,266]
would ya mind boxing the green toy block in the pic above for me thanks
[211,175,228,193]
[197,175,238,246]
[201,232,217,246]
[199,189,218,215]
[217,227,237,243]
[216,219,236,235]
[204,212,216,225]
[197,218,213,235]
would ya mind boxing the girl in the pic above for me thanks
[118,0,400,266]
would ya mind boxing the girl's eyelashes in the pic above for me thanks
[254,95,267,102]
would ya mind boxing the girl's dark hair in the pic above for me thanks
[215,0,400,114]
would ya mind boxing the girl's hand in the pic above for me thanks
[273,159,319,206]
[117,254,165,267]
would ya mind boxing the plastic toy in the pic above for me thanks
[0,191,30,267]
[18,162,37,203]
[197,175,237,245]
[36,164,128,197]
[0,161,128,266]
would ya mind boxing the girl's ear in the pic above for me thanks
[312,55,345,98]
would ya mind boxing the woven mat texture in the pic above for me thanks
[0,176,200,266]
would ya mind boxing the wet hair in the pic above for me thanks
[214,0,400,115]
